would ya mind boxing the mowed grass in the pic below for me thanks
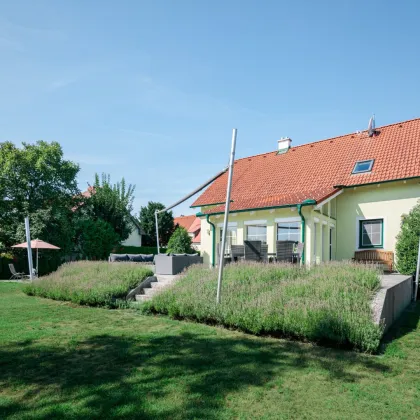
[142,262,382,352]
[1,283,420,419]
[23,261,153,308]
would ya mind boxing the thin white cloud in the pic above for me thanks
[48,79,76,91]
[67,153,124,166]
[118,128,170,139]
[0,18,66,41]
[0,36,23,52]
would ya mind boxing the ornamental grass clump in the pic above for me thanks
[23,261,153,308]
[141,261,382,352]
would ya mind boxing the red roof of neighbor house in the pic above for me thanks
[192,118,420,215]
[193,230,201,244]
[188,217,201,234]
[174,215,196,231]
[174,215,201,243]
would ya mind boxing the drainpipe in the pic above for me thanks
[297,204,306,265]
[206,214,216,268]
[298,199,317,265]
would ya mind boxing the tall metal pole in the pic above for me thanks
[216,128,237,304]
[155,210,160,254]
[24,217,34,280]
[414,235,420,301]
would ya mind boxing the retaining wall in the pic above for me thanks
[372,274,413,333]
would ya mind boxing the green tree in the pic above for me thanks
[139,202,174,247]
[79,173,135,243]
[166,227,194,254]
[75,218,119,260]
[0,141,80,253]
[396,201,420,274]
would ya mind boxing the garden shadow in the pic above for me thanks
[380,301,420,353]
[0,331,390,419]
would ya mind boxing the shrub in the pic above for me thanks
[166,227,194,254]
[396,201,420,275]
[76,218,120,260]
[141,262,382,352]
[23,261,153,308]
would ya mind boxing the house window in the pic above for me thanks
[277,222,301,242]
[359,219,383,248]
[352,159,374,174]
[246,225,267,243]
[219,226,237,253]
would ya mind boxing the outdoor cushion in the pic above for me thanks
[140,254,154,262]
[127,254,144,262]
[110,253,129,262]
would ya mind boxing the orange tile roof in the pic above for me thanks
[192,118,420,214]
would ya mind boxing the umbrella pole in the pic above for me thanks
[37,248,39,275]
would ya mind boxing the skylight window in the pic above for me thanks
[352,159,374,174]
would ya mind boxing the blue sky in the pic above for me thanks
[1,1,419,216]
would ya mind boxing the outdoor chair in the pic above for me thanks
[244,240,263,261]
[261,244,268,262]
[231,245,245,261]
[276,240,295,262]
[9,264,25,280]
[296,242,304,266]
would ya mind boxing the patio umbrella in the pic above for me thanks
[12,239,60,274]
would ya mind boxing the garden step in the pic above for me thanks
[135,294,152,302]
[151,281,172,289]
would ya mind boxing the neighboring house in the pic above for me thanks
[174,215,201,251]
[191,117,420,267]
[80,188,143,247]
[122,217,143,247]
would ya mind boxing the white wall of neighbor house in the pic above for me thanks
[335,179,420,261]
[121,224,142,247]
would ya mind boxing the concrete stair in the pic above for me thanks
[135,274,180,302]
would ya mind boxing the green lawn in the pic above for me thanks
[1,283,419,419]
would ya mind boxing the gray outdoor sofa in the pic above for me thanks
[154,253,203,275]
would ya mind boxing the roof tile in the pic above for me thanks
[192,118,420,214]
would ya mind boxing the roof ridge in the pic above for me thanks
[233,116,420,162]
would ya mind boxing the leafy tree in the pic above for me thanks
[166,227,194,254]
[75,218,119,260]
[0,141,79,253]
[139,202,174,247]
[14,207,75,254]
[79,173,135,243]
[396,201,420,275]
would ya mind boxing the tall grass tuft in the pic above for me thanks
[141,261,383,352]
[23,261,153,308]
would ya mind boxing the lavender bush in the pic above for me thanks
[23,261,153,308]
[141,262,383,352]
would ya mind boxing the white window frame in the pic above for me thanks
[276,217,302,242]
[245,223,268,243]
[244,219,267,225]
[352,159,374,174]
[355,216,386,251]
[217,222,238,228]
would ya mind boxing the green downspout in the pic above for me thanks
[298,199,317,265]
[206,214,216,267]
[297,204,306,264]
